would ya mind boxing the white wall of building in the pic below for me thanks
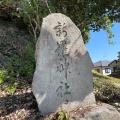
[102,66,111,75]
[94,66,111,75]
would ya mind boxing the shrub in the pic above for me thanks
[94,80,120,103]
[20,41,36,77]
[0,70,17,94]
[0,70,8,84]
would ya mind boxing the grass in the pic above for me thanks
[92,70,120,84]
[92,70,120,112]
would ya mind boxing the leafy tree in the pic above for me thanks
[17,0,54,41]
[51,0,120,44]
[1,0,120,44]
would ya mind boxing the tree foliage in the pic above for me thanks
[51,0,120,44]
[0,0,120,43]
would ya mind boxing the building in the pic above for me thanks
[108,60,120,72]
[109,51,120,72]
[108,51,120,78]
[93,60,112,75]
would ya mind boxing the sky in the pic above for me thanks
[86,23,120,63]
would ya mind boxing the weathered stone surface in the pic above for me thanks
[32,13,95,115]
[72,104,120,120]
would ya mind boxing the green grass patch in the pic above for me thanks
[92,70,120,84]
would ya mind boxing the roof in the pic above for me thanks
[94,60,112,67]
[108,60,118,66]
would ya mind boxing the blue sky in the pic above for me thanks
[86,23,120,63]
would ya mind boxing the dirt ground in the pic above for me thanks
[0,83,44,120]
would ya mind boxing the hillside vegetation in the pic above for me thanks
[93,70,120,112]
[0,19,120,119]
[93,70,120,84]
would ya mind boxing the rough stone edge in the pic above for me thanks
[69,103,120,120]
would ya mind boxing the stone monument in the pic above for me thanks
[32,13,95,115]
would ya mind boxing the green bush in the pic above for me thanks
[6,51,22,76]
[20,41,35,77]
[0,40,36,93]
[0,39,36,93]
[0,70,17,94]
[4,40,36,78]
[0,70,8,84]
[94,80,120,103]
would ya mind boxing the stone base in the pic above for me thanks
[60,92,95,112]
[69,103,120,120]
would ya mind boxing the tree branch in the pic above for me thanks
[42,0,51,14]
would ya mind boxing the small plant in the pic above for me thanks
[5,82,18,94]
[46,108,69,120]
[0,70,18,94]
[0,70,8,84]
